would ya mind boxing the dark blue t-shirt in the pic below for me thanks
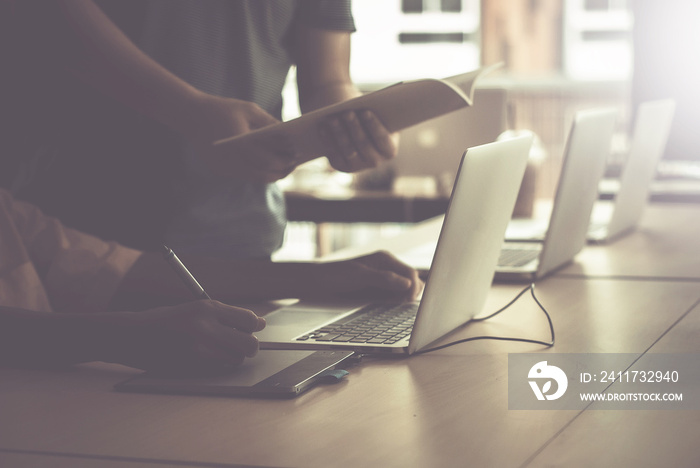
[95,0,355,258]
[11,0,355,258]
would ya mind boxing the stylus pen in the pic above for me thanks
[162,245,211,300]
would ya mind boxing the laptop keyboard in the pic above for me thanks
[498,248,540,267]
[296,303,418,345]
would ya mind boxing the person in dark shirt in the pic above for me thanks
[3,0,398,257]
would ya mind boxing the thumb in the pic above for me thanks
[248,107,281,130]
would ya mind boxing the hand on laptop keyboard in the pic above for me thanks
[289,251,424,302]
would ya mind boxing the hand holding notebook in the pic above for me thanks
[208,64,500,175]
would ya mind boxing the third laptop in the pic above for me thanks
[588,99,676,242]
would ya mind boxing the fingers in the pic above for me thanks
[361,250,415,278]
[188,301,264,361]
[211,302,266,333]
[366,269,413,292]
[242,139,300,182]
[247,105,282,130]
[358,110,398,158]
[321,115,365,172]
[358,251,424,300]
[207,302,264,358]
[190,96,300,182]
[230,101,280,133]
[322,110,397,172]
[337,111,383,169]
[205,136,299,182]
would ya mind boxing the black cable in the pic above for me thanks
[415,283,555,354]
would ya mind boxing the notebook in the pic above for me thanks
[497,108,618,280]
[588,99,676,242]
[256,136,532,355]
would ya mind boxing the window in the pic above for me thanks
[563,0,632,80]
[402,0,463,13]
[350,0,481,85]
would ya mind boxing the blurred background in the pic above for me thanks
[278,0,700,260]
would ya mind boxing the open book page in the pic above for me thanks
[213,63,500,164]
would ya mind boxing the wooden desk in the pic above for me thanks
[1,206,699,467]
[1,279,699,467]
[559,203,700,280]
[527,300,700,468]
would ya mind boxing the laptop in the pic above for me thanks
[588,99,676,242]
[496,108,618,280]
[256,136,532,355]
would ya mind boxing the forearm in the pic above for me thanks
[112,253,315,307]
[195,260,323,302]
[0,306,123,368]
[112,251,419,308]
[49,0,204,133]
[295,27,361,113]
[299,81,362,113]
